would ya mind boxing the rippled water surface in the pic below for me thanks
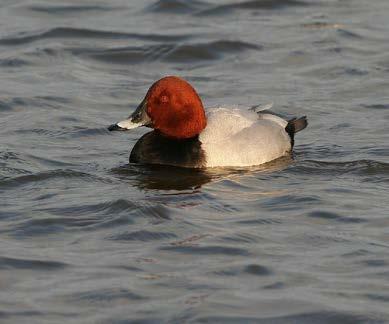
[1,0,389,323]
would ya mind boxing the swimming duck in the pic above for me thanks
[108,76,307,168]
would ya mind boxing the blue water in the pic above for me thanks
[1,0,389,323]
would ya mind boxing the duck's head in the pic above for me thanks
[109,76,207,139]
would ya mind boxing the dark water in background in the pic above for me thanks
[1,0,389,322]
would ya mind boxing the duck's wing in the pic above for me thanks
[249,102,274,113]
[249,104,308,134]
[258,112,288,128]
[249,102,288,126]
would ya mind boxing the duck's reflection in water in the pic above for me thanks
[111,155,293,191]
[111,164,214,191]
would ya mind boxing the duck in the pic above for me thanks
[108,76,307,168]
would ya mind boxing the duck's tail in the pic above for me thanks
[285,116,308,147]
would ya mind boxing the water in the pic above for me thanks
[1,0,389,322]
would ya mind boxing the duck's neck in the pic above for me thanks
[130,130,206,168]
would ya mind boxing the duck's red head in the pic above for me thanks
[109,76,207,139]
[145,76,206,139]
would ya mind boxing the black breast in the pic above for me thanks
[130,131,206,168]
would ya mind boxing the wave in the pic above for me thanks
[164,40,261,62]
[160,245,250,256]
[42,199,171,224]
[197,0,307,16]
[362,104,389,110]
[5,199,172,237]
[214,263,272,276]
[337,28,364,40]
[0,27,192,46]
[16,126,108,139]
[301,64,369,79]
[0,255,68,270]
[5,201,125,236]
[108,230,177,242]
[146,0,209,14]
[79,40,260,65]
[0,97,33,110]
[64,288,145,305]
[261,194,321,211]
[27,4,115,14]
[0,96,72,113]
[194,311,379,324]
[0,151,35,178]
[42,199,138,217]
[308,210,365,223]
[0,57,29,67]
[290,159,389,177]
[0,169,109,189]
[74,44,172,65]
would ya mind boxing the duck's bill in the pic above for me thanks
[108,99,151,131]
[108,119,145,131]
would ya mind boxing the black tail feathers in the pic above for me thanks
[285,116,308,146]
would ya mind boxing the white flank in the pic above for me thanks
[199,107,291,167]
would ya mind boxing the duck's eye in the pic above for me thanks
[160,95,169,104]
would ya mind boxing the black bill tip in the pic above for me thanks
[108,124,124,131]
